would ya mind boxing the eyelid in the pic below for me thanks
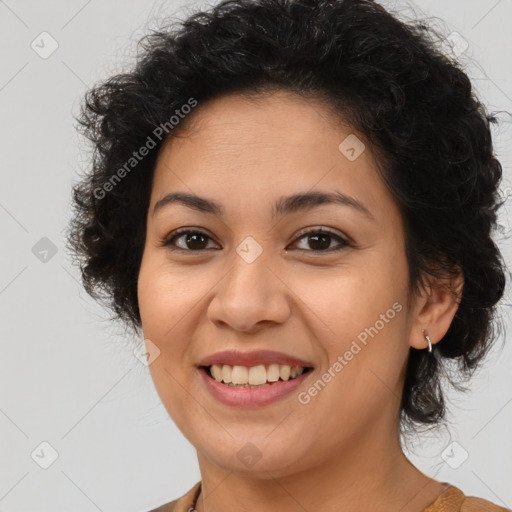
[161,226,352,252]
[289,226,352,252]
[292,225,349,243]
[161,227,220,250]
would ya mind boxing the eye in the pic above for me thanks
[289,227,352,253]
[161,227,352,253]
[161,228,219,251]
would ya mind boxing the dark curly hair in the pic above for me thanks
[66,0,509,437]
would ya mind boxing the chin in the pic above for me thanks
[197,435,311,478]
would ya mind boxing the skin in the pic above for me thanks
[137,90,463,512]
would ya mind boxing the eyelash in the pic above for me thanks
[160,227,352,254]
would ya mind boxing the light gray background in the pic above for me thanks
[0,1,511,511]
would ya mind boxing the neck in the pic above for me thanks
[193,415,446,512]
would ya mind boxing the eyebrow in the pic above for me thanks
[152,190,375,221]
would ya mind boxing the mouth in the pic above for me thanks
[200,363,314,388]
[196,350,315,406]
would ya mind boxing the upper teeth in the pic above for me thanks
[209,364,305,385]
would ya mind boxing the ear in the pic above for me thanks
[409,267,464,350]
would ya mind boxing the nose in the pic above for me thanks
[207,250,291,334]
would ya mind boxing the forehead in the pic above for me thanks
[150,90,398,224]
[160,90,351,163]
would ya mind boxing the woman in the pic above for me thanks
[67,0,510,510]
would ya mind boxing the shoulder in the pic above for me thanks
[460,495,510,512]
[147,481,201,512]
[147,499,178,512]
[149,482,511,512]
[425,484,510,512]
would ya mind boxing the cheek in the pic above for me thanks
[138,256,197,426]
[137,254,214,389]
[138,253,207,334]
[295,255,409,399]
[290,260,401,339]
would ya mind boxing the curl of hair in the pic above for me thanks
[67,0,509,435]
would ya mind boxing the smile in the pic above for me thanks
[198,364,314,407]
[209,363,308,386]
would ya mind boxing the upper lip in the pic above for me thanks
[198,350,314,368]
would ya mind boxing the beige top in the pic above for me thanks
[149,481,510,511]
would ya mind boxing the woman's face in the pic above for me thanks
[137,90,423,477]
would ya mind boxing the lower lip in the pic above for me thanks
[198,367,313,407]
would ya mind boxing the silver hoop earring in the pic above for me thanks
[425,333,432,353]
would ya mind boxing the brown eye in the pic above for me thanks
[304,233,331,251]
[161,227,351,254]
[162,229,219,251]
[290,228,351,253]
